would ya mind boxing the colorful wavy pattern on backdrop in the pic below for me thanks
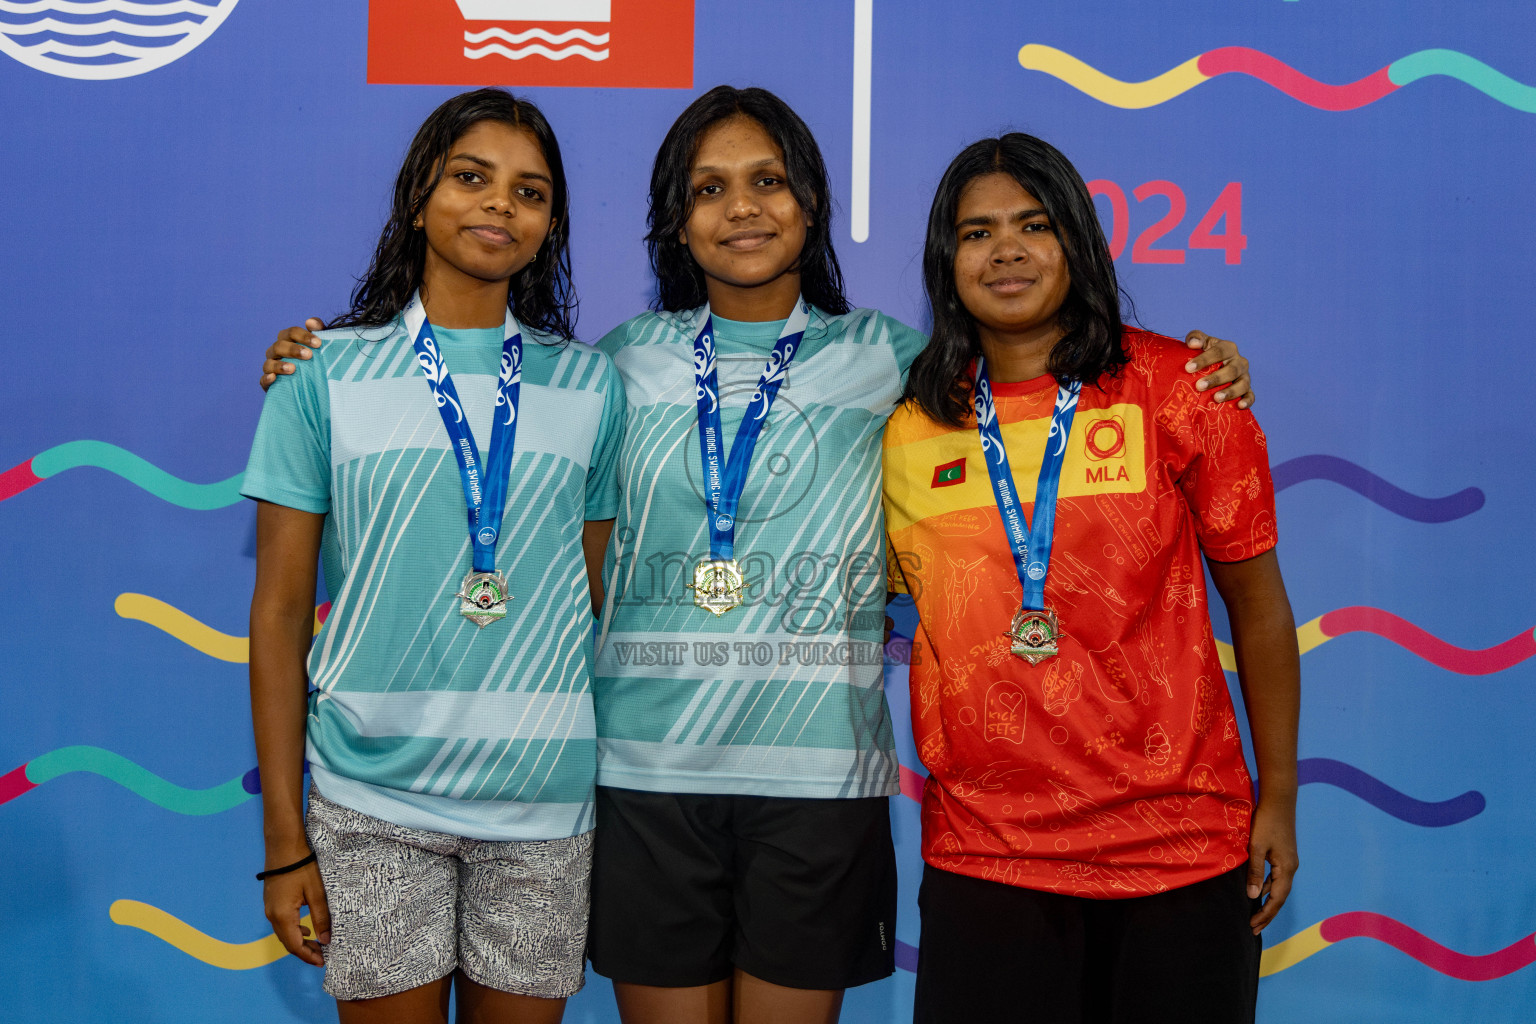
[0,744,304,815]
[1018,45,1536,112]
[110,900,313,971]
[0,440,243,509]
[888,916,1536,982]
[110,582,1536,679]
[0,441,1488,522]
[109,891,1536,983]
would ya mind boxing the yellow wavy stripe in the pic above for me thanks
[1260,921,1331,977]
[114,593,248,662]
[109,900,313,970]
[1295,615,1330,656]
[1217,615,1329,672]
[1018,44,1207,109]
[114,593,326,663]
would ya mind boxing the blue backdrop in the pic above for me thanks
[2,1,1533,1020]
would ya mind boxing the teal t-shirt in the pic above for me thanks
[242,318,627,841]
[595,305,927,798]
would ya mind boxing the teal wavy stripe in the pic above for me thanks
[1388,50,1536,112]
[31,441,245,510]
[26,746,253,816]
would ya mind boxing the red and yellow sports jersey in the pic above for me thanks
[883,329,1278,897]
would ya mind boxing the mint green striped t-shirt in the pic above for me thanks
[242,319,626,841]
[595,306,927,799]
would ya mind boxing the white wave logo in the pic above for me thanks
[0,0,240,80]
[456,0,609,63]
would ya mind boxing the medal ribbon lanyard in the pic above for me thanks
[972,357,1081,612]
[403,292,523,574]
[692,299,811,560]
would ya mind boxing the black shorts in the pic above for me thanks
[587,786,897,990]
[914,864,1261,1024]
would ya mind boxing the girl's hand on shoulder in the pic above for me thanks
[261,318,326,391]
[1246,797,1298,935]
[262,850,331,966]
[1184,330,1255,409]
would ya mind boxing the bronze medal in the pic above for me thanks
[1007,608,1062,665]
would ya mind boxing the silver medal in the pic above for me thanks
[457,570,511,627]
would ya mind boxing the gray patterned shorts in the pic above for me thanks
[304,785,591,1001]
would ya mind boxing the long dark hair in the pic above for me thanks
[645,85,849,315]
[905,133,1128,426]
[331,88,576,339]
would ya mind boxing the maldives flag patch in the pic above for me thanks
[932,458,966,487]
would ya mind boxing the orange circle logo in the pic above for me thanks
[1084,417,1126,460]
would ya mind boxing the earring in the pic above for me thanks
[530,253,538,263]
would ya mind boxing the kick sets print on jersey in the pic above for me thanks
[883,331,1278,897]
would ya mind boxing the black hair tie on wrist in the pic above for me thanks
[256,851,316,881]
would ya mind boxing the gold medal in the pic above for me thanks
[687,558,746,617]
[457,570,511,627]
[1007,608,1062,665]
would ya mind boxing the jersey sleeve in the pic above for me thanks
[886,315,930,381]
[584,352,628,520]
[241,356,331,514]
[1178,402,1278,563]
[594,317,634,360]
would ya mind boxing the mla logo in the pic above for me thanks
[1083,416,1126,460]
[369,0,693,88]
[0,0,241,80]
[1082,414,1133,486]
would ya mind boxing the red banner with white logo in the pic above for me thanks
[369,0,693,88]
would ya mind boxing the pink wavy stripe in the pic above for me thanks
[1320,912,1536,981]
[0,764,37,805]
[899,765,925,803]
[1320,607,1536,675]
[1197,48,1399,111]
[0,460,42,503]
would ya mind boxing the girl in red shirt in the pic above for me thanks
[886,133,1300,1024]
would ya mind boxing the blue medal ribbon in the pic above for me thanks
[691,299,811,561]
[403,292,523,575]
[972,357,1081,613]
